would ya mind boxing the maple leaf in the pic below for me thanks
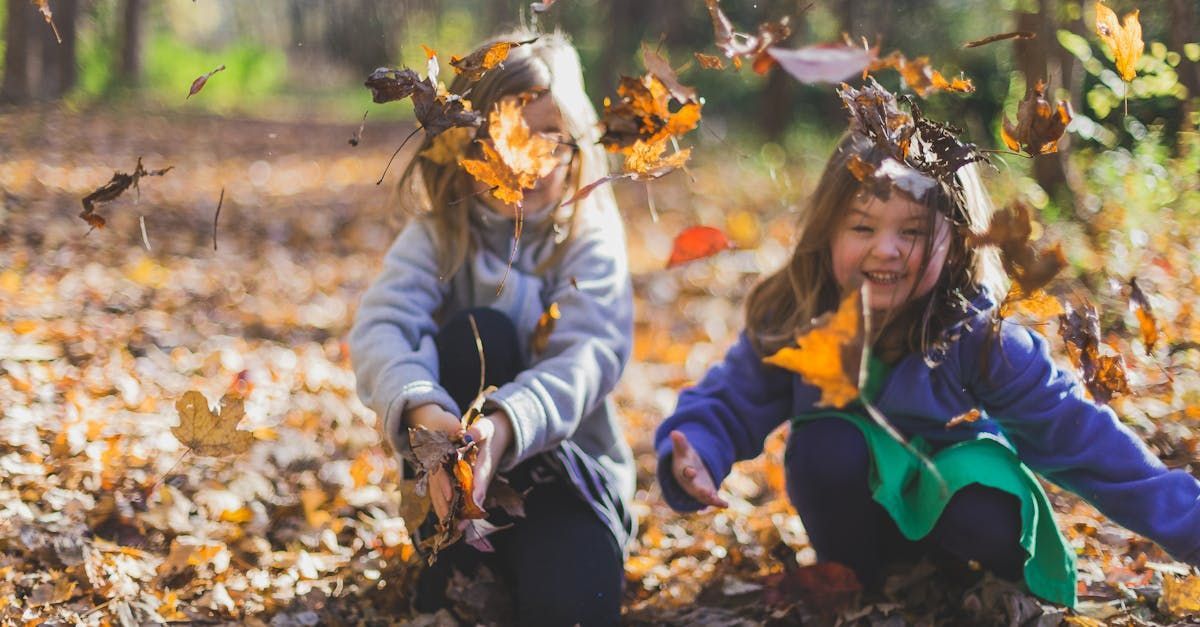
[1129,277,1159,354]
[1001,80,1073,156]
[79,157,174,230]
[966,202,1066,294]
[764,285,868,408]
[459,98,560,205]
[599,73,701,152]
[1095,1,1143,82]
[666,226,734,268]
[531,302,561,356]
[871,51,975,97]
[187,64,226,99]
[768,42,879,85]
[962,30,1036,48]
[450,38,538,82]
[172,390,255,457]
[419,126,475,165]
[999,283,1064,320]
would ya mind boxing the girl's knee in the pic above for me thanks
[785,418,871,491]
[934,484,1025,580]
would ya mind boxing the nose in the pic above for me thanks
[870,232,903,260]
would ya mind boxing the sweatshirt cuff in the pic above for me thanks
[382,379,459,461]
[484,384,543,472]
[654,426,728,513]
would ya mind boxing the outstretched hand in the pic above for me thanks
[669,430,728,508]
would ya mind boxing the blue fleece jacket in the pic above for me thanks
[655,292,1200,566]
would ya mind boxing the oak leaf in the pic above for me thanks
[764,285,868,408]
[1001,80,1073,156]
[666,226,734,268]
[1095,1,1143,82]
[172,390,255,457]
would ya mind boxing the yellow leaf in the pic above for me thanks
[624,139,691,177]
[420,126,474,165]
[1162,574,1200,617]
[1095,1,1144,82]
[764,287,866,408]
[172,390,255,457]
[459,98,559,205]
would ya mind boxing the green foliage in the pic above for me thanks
[142,36,286,111]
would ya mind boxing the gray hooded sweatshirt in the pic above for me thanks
[349,199,635,547]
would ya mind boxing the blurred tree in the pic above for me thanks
[1168,0,1198,132]
[1,0,78,103]
[117,0,145,86]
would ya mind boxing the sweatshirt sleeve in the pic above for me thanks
[654,333,797,512]
[966,321,1200,565]
[483,207,633,471]
[349,220,459,460]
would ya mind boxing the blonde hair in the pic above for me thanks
[395,29,613,280]
[744,132,1006,362]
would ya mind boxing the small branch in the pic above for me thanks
[212,188,225,251]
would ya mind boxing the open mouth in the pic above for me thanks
[863,270,905,286]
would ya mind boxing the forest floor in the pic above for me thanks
[1,107,1199,625]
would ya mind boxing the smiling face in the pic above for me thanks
[474,92,575,218]
[830,191,951,312]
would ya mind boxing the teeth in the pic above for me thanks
[864,271,902,284]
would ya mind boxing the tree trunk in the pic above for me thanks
[118,0,145,86]
[1169,0,1199,134]
[1,0,31,104]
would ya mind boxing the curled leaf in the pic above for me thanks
[187,64,226,99]
[450,38,538,82]
[666,226,734,268]
[967,202,1066,294]
[945,408,982,429]
[1001,80,1073,156]
[768,42,879,85]
[80,157,174,230]
[704,0,792,73]
[1095,1,1143,82]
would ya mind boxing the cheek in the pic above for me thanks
[912,240,950,294]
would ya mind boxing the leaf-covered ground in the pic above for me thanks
[2,107,1199,625]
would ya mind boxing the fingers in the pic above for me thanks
[429,467,453,520]
[668,430,728,509]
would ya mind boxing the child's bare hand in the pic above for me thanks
[404,403,463,519]
[669,430,728,508]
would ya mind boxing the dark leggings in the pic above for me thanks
[785,417,1027,588]
[414,308,623,626]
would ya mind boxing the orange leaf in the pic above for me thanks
[624,139,690,177]
[694,52,726,70]
[450,38,537,82]
[873,52,974,97]
[1095,1,1143,82]
[764,286,867,408]
[666,226,733,268]
[32,0,61,43]
[945,408,982,429]
[453,458,487,519]
[1129,277,1159,354]
[459,98,560,205]
[531,302,561,355]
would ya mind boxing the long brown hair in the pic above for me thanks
[744,132,1005,363]
[394,29,614,279]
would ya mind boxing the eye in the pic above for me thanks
[851,224,873,234]
[902,226,929,238]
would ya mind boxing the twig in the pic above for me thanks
[468,313,486,397]
[376,126,423,185]
[448,185,497,206]
[212,188,225,251]
[139,215,151,251]
[146,449,192,494]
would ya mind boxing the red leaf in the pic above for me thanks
[666,226,733,268]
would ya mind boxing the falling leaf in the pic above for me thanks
[459,100,559,206]
[364,67,482,138]
[79,157,174,229]
[172,390,255,457]
[531,302,561,355]
[1095,1,1143,82]
[962,31,1036,48]
[1001,80,1073,156]
[624,138,691,176]
[966,202,1066,294]
[187,64,226,99]
[642,44,698,104]
[1129,278,1159,354]
[348,110,368,146]
[666,226,733,268]
[945,408,982,429]
[1058,302,1131,404]
[764,285,868,408]
[450,38,538,82]
[999,284,1064,320]
[530,0,559,12]
[768,42,879,85]
[32,0,61,43]
[599,73,702,152]
[871,52,975,97]
[704,0,792,73]
[694,52,726,70]
[420,126,475,165]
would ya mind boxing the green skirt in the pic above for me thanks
[791,409,1077,608]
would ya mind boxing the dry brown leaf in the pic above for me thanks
[1129,277,1159,354]
[172,390,254,457]
[450,38,538,82]
[945,408,982,429]
[187,64,226,99]
[1001,80,1073,156]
